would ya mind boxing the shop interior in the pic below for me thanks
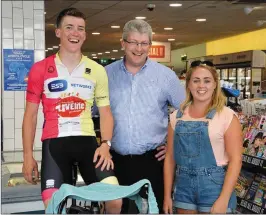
[1,0,266,213]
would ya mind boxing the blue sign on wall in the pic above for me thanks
[4,49,34,91]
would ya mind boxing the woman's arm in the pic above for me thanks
[163,124,176,213]
[220,115,243,202]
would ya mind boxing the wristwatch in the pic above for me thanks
[101,140,111,147]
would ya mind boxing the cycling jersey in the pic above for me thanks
[26,54,109,141]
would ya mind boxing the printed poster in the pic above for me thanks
[4,49,34,91]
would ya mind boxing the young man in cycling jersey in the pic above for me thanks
[22,8,121,213]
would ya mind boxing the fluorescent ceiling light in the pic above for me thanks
[111,26,120,28]
[111,58,115,60]
[164,27,173,30]
[257,20,266,27]
[53,46,58,48]
[92,56,97,59]
[120,56,124,59]
[45,50,48,52]
[105,51,110,54]
[98,53,102,55]
[244,6,266,15]
[168,38,175,41]
[47,48,53,50]
[196,18,206,22]
[112,50,118,52]
[91,54,96,56]
[169,3,182,7]
[92,32,100,35]
[135,17,146,20]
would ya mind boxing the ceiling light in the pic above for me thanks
[44,12,46,15]
[120,56,124,59]
[92,56,97,59]
[45,50,48,52]
[47,48,53,50]
[244,6,253,15]
[111,58,115,60]
[98,53,102,55]
[196,18,206,22]
[257,20,266,27]
[112,50,118,52]
[92,32,100,35]
[105,51,110,54]
[152,32,155,34]
[53,46,58,48]
[168,38,175,41]
[111,26,120,28]
[169,3,182,7]
[164,27,173,30]
[135,17,146,20]
[91,54,97,56]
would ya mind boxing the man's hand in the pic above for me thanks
[155,145,166,161]
[93,143,114,171]
[22,156,39,184]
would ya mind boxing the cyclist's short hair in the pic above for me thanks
[122,19,153,43]
[56,8,86,28]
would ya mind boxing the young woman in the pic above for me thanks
[164,61,243,214]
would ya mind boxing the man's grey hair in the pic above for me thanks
[122,19,153,42]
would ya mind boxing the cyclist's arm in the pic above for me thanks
[94,66,113,143]
[98,105,113,143]
[22,102,39,157]
[23,61,44,157]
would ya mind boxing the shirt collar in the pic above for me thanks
[120,56,151,73]
[55,52,86,67]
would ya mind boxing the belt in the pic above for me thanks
[111,148,158,158]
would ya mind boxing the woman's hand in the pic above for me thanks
[163,197,173,214]
[211,197,228,214]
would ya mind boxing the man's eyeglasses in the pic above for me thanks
[123,39,151,48]
[190,60,214,68]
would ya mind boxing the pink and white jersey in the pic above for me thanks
[26,54,110,141]
[170,106,237,166]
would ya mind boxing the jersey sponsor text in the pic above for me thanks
[55,96,86,117]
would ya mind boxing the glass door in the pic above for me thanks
[228,68,237,89]
[220,68,228,81]
[246,68,251,99]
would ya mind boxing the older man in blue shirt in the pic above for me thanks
[105,19,185,213]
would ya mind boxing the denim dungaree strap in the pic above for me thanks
[173,108,236,212]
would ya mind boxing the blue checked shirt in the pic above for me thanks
[105,58,185,155]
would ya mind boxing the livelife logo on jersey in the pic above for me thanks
[55,93,86,117]
[48,80,67,92]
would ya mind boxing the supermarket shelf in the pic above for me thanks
[242,154,266,175]
[237,197,265,214]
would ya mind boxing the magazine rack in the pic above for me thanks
[235,100,266,214]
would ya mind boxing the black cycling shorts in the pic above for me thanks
[41,136,116,192]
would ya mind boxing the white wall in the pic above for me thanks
[163,43,206,73]
[2,1,45,151]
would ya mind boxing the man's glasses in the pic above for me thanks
[190,60,214,68]
[123,39,151,48]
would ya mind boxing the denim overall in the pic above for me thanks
[173,109,236,212]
